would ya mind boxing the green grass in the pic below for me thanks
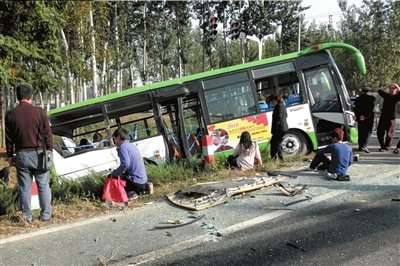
[0,152,310,236]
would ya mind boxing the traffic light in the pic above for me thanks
[230,20,240,40]
[209,16,218,40]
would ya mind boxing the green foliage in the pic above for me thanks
[146,157,203,186]
[337,0,400,90]
[0,184,19,215]
[51,172,105,204]
[0,1,64,94]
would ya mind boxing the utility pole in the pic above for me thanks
[244,35,269,60]
[298,17,301,51]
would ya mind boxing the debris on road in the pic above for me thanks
[286,240,306,252]
[151,214,205,230]
[167,219,183,225]
[166,176,284,211]
[98,248,119,266]
[274,183,307,196]
[214,232,223,237]
[284,196,312,207]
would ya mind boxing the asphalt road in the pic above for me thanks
[0,133,399,266]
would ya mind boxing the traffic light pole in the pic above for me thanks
[245,35,269,60]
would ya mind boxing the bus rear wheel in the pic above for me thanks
[281,131,308,157]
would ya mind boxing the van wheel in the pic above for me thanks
[281,131,308,157]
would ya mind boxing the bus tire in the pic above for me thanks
[281,131,308,157]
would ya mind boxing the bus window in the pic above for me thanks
[256,70,302,109]
[276,72,301,105]
[160,105,182,159]
[65,121,112,155]
[182,97,204,156]
[204,81,255,123]
[305,68,340,112]
[118,111,158,141]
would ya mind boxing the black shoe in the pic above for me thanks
[127,191,138,200]
[379,148,389,152]
[337,174,350,181]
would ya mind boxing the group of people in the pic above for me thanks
[354,83,400,154]
[230,82,400,181]
[228,91,353,181]
[307,83,400,180]
[4,84,151,223]
[227,93,288,171]
[4,82,399,222]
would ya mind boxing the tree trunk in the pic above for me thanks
[89,6,98,97]
[101,21,109,95]
[114,3,122,92]
[0,86,5,148]
[79,19,87,101]
[60,28,74,104]
[176,6,183,78]
[142,3,147,85]
[54,92,60,108]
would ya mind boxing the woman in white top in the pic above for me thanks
[228,131,262,170]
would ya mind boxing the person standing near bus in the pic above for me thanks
[110,128,149,199]
[227,131,262,170]
[5,84,53,223]
[354,87,375,153]
[377,83,400,152]
[269,94,289,161]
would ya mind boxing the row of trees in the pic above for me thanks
[0,0,399,147]
[0,1,307,103]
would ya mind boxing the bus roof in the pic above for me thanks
[49,42,365,117]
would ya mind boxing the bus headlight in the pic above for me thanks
[344,111,356,126]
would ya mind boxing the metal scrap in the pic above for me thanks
[284,196,312,207]
[274,183,307,197]
[286,240,306,252]
[167,219,183,225]
[151,214,205,230]
[167,176,284,211]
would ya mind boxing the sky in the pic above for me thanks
[302,0,363,25]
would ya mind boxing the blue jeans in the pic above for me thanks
[15,150,52,221]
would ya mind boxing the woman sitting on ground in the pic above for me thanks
[227,131,262,170]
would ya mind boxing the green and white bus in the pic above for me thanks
[48,42,366,179]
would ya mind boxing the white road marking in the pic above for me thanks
[118,167,400,265]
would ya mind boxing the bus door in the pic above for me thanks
[153,87,206,161]
[304,66,347,146]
